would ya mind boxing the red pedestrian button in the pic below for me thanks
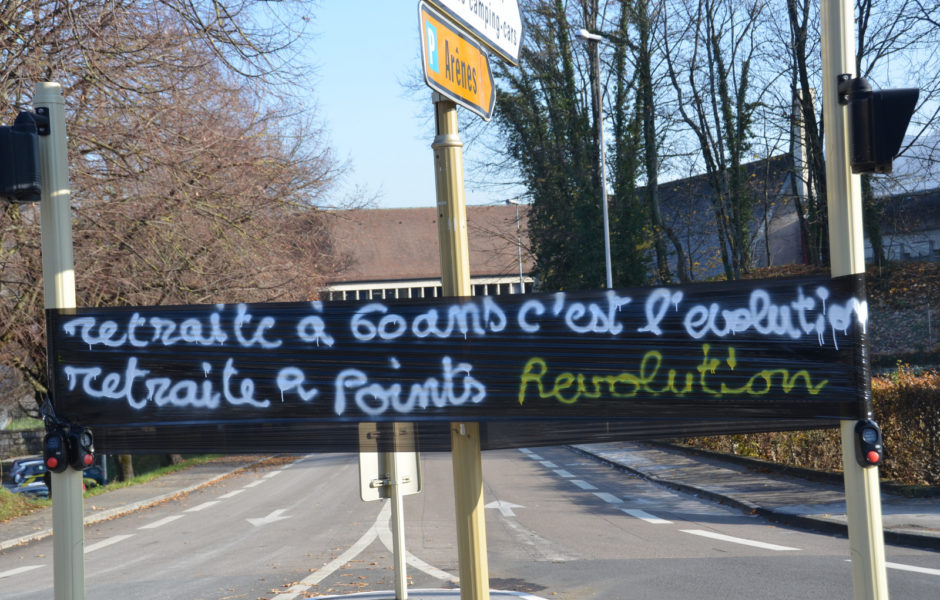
[46,457,58,469]
[867,451,881,464]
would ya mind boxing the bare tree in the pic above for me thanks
[0,1,343,414]
[661,0,781,280]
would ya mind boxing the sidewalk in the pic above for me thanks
[574,441,940,551]
[1,455,266,551]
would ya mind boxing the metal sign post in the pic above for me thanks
[359,423,421,600]
[36,81,85,600]
[432,92,491,600]
[819,2,888,599]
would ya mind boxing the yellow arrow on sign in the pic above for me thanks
[419,1,495,121]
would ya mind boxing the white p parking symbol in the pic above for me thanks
[425,22,439,73]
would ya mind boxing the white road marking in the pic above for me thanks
[540,460,558,468]
[244,479,264,488]
[497,514,575,563]
[219,489,245,499]
[553,469,574,478]
[593,492,623,504]
[263,470,282,479]
[247,508,291,527]
[885,562,940,577]
[85,534,134,554]
[274,501,462,599]
[519,448,534,455]
[621,508,672,524]
[526,453,544,460]
[681,529,799,551]
[377,508,460,583]
[485,500,525,517]
[139,515,184,530]
[845,560,940,577]
[571,479,597,490]
[185,500,220,513]
[272,505,383,600]
[0,565,42,579]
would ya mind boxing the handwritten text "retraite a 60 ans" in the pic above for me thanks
[59,287,867,351]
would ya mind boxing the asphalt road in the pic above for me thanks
[1,447,938,599]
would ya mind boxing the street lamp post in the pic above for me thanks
[505,198,526,293]
[576,28,614,290]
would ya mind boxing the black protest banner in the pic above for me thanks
[47,275,870,453]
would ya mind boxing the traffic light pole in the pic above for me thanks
[820,3,888,599]
[36,81,85,600]
[432,93,491,600]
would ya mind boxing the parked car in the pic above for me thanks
[8,457,39,482]
[11,458,45,484]
[82,465,106,488]
[10,472,49,498]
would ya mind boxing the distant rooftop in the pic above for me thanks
[324,205,531,285]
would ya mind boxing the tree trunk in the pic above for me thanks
[118,454,134,481]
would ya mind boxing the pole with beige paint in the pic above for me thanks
[36,81,85,600]
[431,93,491,600]
[819,3,889,599]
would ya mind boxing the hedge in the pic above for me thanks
[682,365,939,487]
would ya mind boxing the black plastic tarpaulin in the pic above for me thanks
[46,274,871,453]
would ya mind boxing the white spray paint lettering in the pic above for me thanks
[333,356,486,416]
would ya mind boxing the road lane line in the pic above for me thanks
[271,504,385,600]
[519,448,533,455]
[185,500,220,513]
[263,470,282,479]
[571,479,597,490]
[496,515,574,563]
[540,460,558,468]
[886,562,940,577]
[219,489,245,499]
[526,453,544,460]
[593,492,622,504]
[85,534,134,554]
[0,565,42,579]
[553,469,574,478]
[244,479,264,488]
[377,512,460,583]
[139,515,184,530]
[845,560,940,577]
[681,529,799,551]
[621,508,672,524]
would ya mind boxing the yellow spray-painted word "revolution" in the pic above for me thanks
[517,345,829,406]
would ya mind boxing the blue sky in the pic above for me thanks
[311,4,501,209]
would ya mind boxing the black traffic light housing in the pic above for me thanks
[0,108,49,203]
[839,76,919,174]
[41,394,96,474]
[43,429,70,473]
[854,419,883,468]
[68,426,96,471]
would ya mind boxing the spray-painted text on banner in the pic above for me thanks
[47,275,869,451]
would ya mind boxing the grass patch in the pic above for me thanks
[4,417,43,431]
[0,487,50,522]
[1,455,218,521]
[82,455,219,499]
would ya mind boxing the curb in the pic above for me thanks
[650,441,940,499]
[570,445,940,552]
[0,456,269,552]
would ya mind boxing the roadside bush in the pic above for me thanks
[682,365,939,487]
[874,365,939,485]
